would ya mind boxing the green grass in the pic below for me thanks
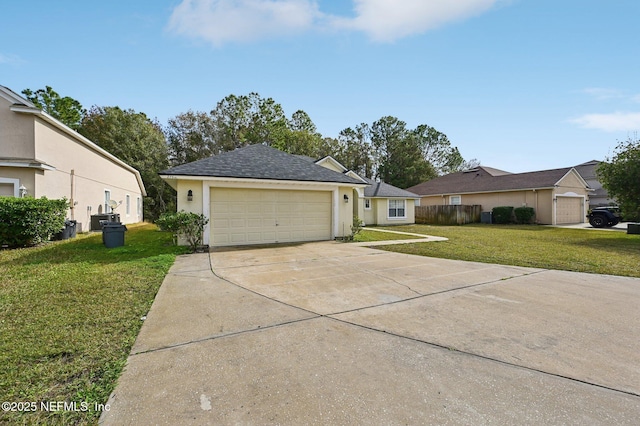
[0,223,189,425]
[352,228,420,243]
[373,224,640,278]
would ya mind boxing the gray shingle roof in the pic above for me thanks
[406,166,582,196]
[159,144,364,185]
[362,177,420,198]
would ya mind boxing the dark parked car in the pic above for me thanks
[587,206,622,228]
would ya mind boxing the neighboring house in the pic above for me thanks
[573,160,613,207]
[0,85,146,231]
[159,144,418,247]
[406,166,591,225]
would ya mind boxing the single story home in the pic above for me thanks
[159,144,419,247]
[0,85,146,230]
[406,166,591,225]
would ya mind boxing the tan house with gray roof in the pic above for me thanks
[406,166,591,225]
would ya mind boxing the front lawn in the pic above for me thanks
[373,224,640,278]
[352,228,421,243]
[0,223,188,425]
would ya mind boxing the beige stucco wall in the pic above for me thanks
[31,119,143,227]
[0,98,35,159]
[337,186,353,237]
[1,98,144,230]
[362,199,375,225]
[365,198,415,226]
[176,179,203,215]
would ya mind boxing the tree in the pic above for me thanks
[210,92,289,151]
[335,125,374,178]
[22,86,85,130]
[370,116,435,188]
[165,111,216,166]
[413,125,470,175]
[78,106,172,220]
[597,137,640,220]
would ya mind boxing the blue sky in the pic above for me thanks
[2,0,639,173]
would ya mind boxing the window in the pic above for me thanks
[388,199,406,218]
[137,197,142,218]
[104,190,111,213]
[449,195,461,205]
[364,198,371,210]
[126,195,131,215]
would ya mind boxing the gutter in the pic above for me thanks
[10,104,147,196]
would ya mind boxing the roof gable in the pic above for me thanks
[159,144,364,185]
[315,156,347,173]
[0,85,36,107]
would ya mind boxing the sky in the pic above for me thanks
[2,0,639,173]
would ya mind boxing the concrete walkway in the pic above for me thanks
[101,240,640,425]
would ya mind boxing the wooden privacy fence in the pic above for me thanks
[415,205,482,225]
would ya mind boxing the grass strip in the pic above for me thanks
[0,223,189,425]
[374,224,640,278]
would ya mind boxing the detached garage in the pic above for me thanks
[160,144,365,247]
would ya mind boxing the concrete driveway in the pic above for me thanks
[101,242,640,425]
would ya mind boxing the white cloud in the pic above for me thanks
[571,112,640,132]
[167,0,321,47]
[582,87,624,101]
[167,0,502,46]
[331,0,499,42]
[0,53,24,65]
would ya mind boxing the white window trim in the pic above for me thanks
[387,199,407,219]
[104,189,112,213]
[364,198,371,210]
[449,195,462,205]
[0,177,20,197]
[125,194,131,216]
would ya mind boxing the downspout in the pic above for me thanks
[70,169,75,220]
[533,189,537,223]
[332,189,339,239]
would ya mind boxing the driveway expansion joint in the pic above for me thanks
[327,314,640,399]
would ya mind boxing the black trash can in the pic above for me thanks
[102,223,127,248]
[481,211,493,224]
[53,220,78,240]
[628,223,640,235]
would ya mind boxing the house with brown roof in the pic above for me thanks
[406,166,591,225]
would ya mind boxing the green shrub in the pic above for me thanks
[348,216,364,241]
[514,207,535,224]
[156,211,209,252]
[492,206,514,224]
[0,197,68,248]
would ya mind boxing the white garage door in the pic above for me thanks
[210,188,332,246]
[556,196,583,224]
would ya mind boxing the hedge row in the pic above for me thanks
[0,197,68,248]
[492,206,535,224]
